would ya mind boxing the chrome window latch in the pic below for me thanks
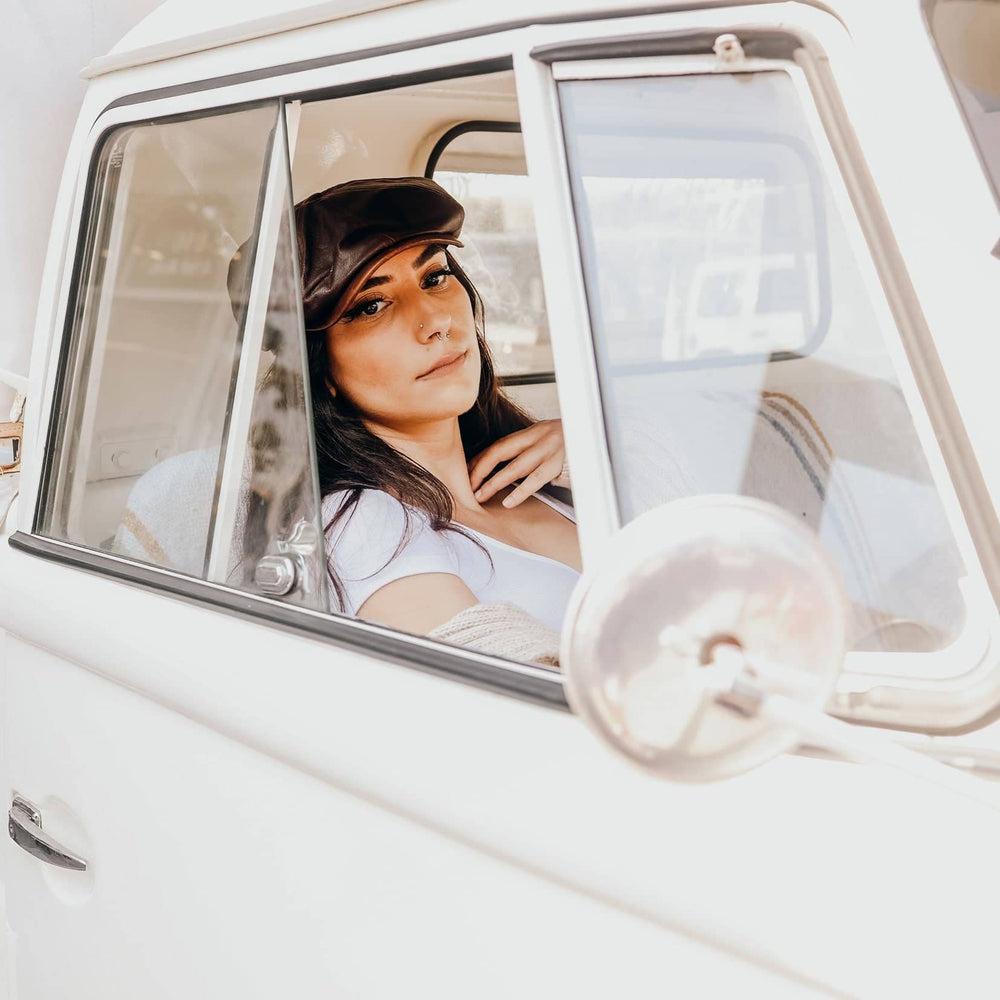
[713,33,746,66]
[254,518,321,597]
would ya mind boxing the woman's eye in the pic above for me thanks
[423,267,452,288]
[343,297,388,321]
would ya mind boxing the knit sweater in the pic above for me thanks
[428,601,562,667]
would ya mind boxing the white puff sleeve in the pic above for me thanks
[322,488,463,616]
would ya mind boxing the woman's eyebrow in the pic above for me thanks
[412,242,447,268]
[358,274,392,291]
[357,244,447,292]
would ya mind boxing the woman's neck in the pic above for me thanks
[366,417,483,512]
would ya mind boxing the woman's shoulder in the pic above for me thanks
[322,488,460,569]
[322,487,466,615]
[323,487,426,552]
[323,486,411,527]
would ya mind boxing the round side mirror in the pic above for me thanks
[561,495,849,782]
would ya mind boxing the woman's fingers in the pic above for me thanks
[469,422,560,491]
[467,425,541,491]
[468,419,566,504]
[473,444,550,503]
[501,457,564,508]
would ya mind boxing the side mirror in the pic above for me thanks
[561,495,849,781]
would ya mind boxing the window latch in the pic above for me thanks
[254,518,321,597]
[713,33,746,66]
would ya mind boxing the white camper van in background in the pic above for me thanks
[1,1,999,996]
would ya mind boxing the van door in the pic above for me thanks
[0,44,814,1000]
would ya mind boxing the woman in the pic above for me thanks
[295,176,581,659]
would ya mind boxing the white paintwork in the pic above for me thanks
[3,635,818,999]
[5,541,1000,997]
[0,5,164,988]
[2,0,1000,997]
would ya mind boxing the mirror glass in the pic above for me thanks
[562,495,848,781]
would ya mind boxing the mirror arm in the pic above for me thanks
[709,646,1000,812]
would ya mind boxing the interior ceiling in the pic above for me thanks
[291,70,519,199]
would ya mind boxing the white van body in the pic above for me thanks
[1,1,999,997]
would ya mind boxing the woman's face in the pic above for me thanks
[324,243,481,430]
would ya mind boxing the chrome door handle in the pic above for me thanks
[8,794,88,871]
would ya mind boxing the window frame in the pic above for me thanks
[523,10,1000,732]
[17,34,576,710]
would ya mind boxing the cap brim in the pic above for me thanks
[313,235,464,332]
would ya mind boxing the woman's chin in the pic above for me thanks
[439,390,481,420]
[416,373,480,415]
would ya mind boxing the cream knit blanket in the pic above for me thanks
[428,601,562,667]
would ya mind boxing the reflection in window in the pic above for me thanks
[43,104,330,609]
[221,152,329,611]
[39,105,277,580]
[561,70,972,665]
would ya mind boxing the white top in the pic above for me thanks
[322,487,579,632]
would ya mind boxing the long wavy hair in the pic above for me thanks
[306,250,535,611]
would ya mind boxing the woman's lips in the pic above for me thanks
[416,349,468,380]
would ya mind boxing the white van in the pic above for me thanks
[2,1,999,996]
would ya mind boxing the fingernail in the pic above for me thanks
[474,488,483,499]
[502,496,514,508]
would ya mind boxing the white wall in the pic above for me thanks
[0,0,164,416]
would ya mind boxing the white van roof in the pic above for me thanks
[80,0,768,80]
[81,0,919,84]
[80,0,418,79]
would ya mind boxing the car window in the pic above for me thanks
[429,126,553,381]
[559,65,990,675]
[37,102,328,610]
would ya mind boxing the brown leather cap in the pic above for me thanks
[228,176,464,332]
[297,176,464,330]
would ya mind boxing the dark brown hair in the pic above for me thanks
[307,251,534,611]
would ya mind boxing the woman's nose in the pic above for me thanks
[416,306,452,343]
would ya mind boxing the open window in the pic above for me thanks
[288,66,575,658]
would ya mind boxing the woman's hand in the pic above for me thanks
[468,419,568,508]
